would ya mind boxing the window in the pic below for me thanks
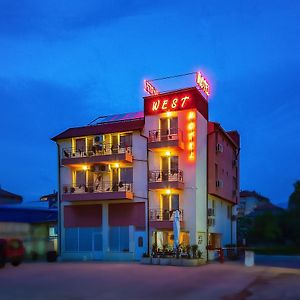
[65,227,102,252]
[75,170,86,186]
[227,206,232,219]
[65,228,78,251]
[161,194,180,213]
[109,226,129,252]
[120,134,132,148]
[160,117,178,138]
[75,138,86,152]
[79,228,93,251]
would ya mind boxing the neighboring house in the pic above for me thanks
[237,190,284,245]
[238,190,270,216]
[52,85,240,262]
[0,187,22,205]
[0,187,58,259]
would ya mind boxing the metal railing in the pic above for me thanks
[148,128,183,143]
[63,181,133,194]
[149,169,183,183]
[62,143,132,159]
[149,208,184,221]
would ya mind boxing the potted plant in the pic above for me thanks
[140,252,151,264]
[160,244,171,265]
[151,243,160,265]
[182,244,205,266]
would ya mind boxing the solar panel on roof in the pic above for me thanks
[97,111,144,124]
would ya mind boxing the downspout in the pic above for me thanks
[139,131,150,255]
[206,131,209,262]
[57,143,62,257]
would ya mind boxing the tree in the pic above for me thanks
[288,181,300,211]
[287,181,300,246]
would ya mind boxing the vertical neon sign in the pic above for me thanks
[187,111,196,160]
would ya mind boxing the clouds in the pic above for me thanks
[0,0,299,203]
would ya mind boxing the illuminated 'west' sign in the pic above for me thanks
[151,96,190,112]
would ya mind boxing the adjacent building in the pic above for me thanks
[52,86,240,261]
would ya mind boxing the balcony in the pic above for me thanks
[61,144,133,166]
[61,181,133,202]
[149,169,184,190]
[149,208,184,230]
[148,128,184,150]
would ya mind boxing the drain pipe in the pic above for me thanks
[139,131,150,255]
[57,143,62,257]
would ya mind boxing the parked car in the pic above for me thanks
[0,238,25,268]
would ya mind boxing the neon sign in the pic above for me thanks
[151,96,190,112]
[196,72,210,96]
[187,111,196,160]
[144,80,159,95]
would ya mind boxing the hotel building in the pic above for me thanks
[52,85,240,261]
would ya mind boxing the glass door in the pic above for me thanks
[112,168,119,191]
[162,195,170,220]
[161,156,169,181]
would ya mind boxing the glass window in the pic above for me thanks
[171,194,179,210]
[120,227,129,252]
[93,232,103,251]
[170,156,178,171]
[65,228,78,251]
[109,227,120,251]
[109,226,129,252]
[79,228,93,251]
[120,134,132,148]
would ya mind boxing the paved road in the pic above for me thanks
[0,262,300,300]
[254,254,300,269]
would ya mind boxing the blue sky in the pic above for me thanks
[0,0,299,205]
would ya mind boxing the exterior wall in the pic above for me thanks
[208,123,240,204]
[58,130,148,261]
[208,195,234,245]
[145,106,208,258]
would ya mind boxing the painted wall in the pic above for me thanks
[208,123,240,204]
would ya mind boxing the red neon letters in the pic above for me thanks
[196,72,210,96]
[144,80,159,95]
[151,96,190,112]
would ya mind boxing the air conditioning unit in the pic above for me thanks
[208,208,215,216]
[92,164,109,173]
[94,135,103,144]
[207,218,215,227]
[216,143,223,153]
[216,179,223,188]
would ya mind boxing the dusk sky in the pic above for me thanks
[0,0,299,205]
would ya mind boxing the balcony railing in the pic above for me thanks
[63,181,132,194]
[149,208,184,221]
[149,169,183,183]
[62,143,132,159]
[148,128,183,143]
